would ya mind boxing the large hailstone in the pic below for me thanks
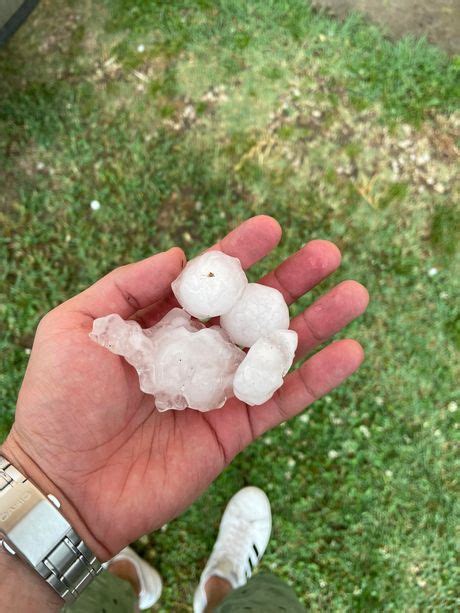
[171,251,247,319]
[233,329,298,406]
[220,282,290,347]
[90,309,245,412]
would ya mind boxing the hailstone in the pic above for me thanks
[171,251,247,319]
[90,314,154,369]
[149,324,245,411]
[90,309,245,412]
[90,251,296,412]
[233,329,298,406]
[220,282,290,347]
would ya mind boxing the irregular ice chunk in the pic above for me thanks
[90,314,154,371]
[233,330,298,406]
[90,310,245,412]
[171,251,248,319]
[150,325,245,411]
[143,307,204,337]
[220,282,290,347]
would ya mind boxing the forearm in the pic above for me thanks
[0,436,106,611]
[0,550,62,612]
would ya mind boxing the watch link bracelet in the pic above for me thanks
[0,454,103,603]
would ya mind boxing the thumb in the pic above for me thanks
[66,247,185,319]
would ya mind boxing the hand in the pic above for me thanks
[1,216,368,560]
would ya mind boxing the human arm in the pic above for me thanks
[0,216,369,608]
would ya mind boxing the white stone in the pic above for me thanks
[172,251,247,319]
[220,283,290,347]
[233,330,298,406]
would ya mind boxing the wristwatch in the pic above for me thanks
[0,454,103,603]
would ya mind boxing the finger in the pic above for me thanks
[291,280,369,359]
[248,339,365,437]
[259,239,341,304]
[133,215,282,327]
[67,248,185,319]
[134,293,179,328]
[208,214,282,269]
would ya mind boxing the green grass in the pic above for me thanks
[1,1,459,610]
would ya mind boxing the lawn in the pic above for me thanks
[0,0,459,610]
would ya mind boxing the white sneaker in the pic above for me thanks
[193,486,272,613]
[104,546,163,610]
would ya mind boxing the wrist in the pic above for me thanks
[1,431,110,562]
[0,547,62,612]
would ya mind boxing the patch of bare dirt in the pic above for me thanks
[312,0,460,54]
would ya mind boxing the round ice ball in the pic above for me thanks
[171,251,248,319]
[220,283,290,347]
[233,329,298,406]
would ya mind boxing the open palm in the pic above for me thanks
[2,216,368,560]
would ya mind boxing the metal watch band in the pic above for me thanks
[0,454,103,603]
